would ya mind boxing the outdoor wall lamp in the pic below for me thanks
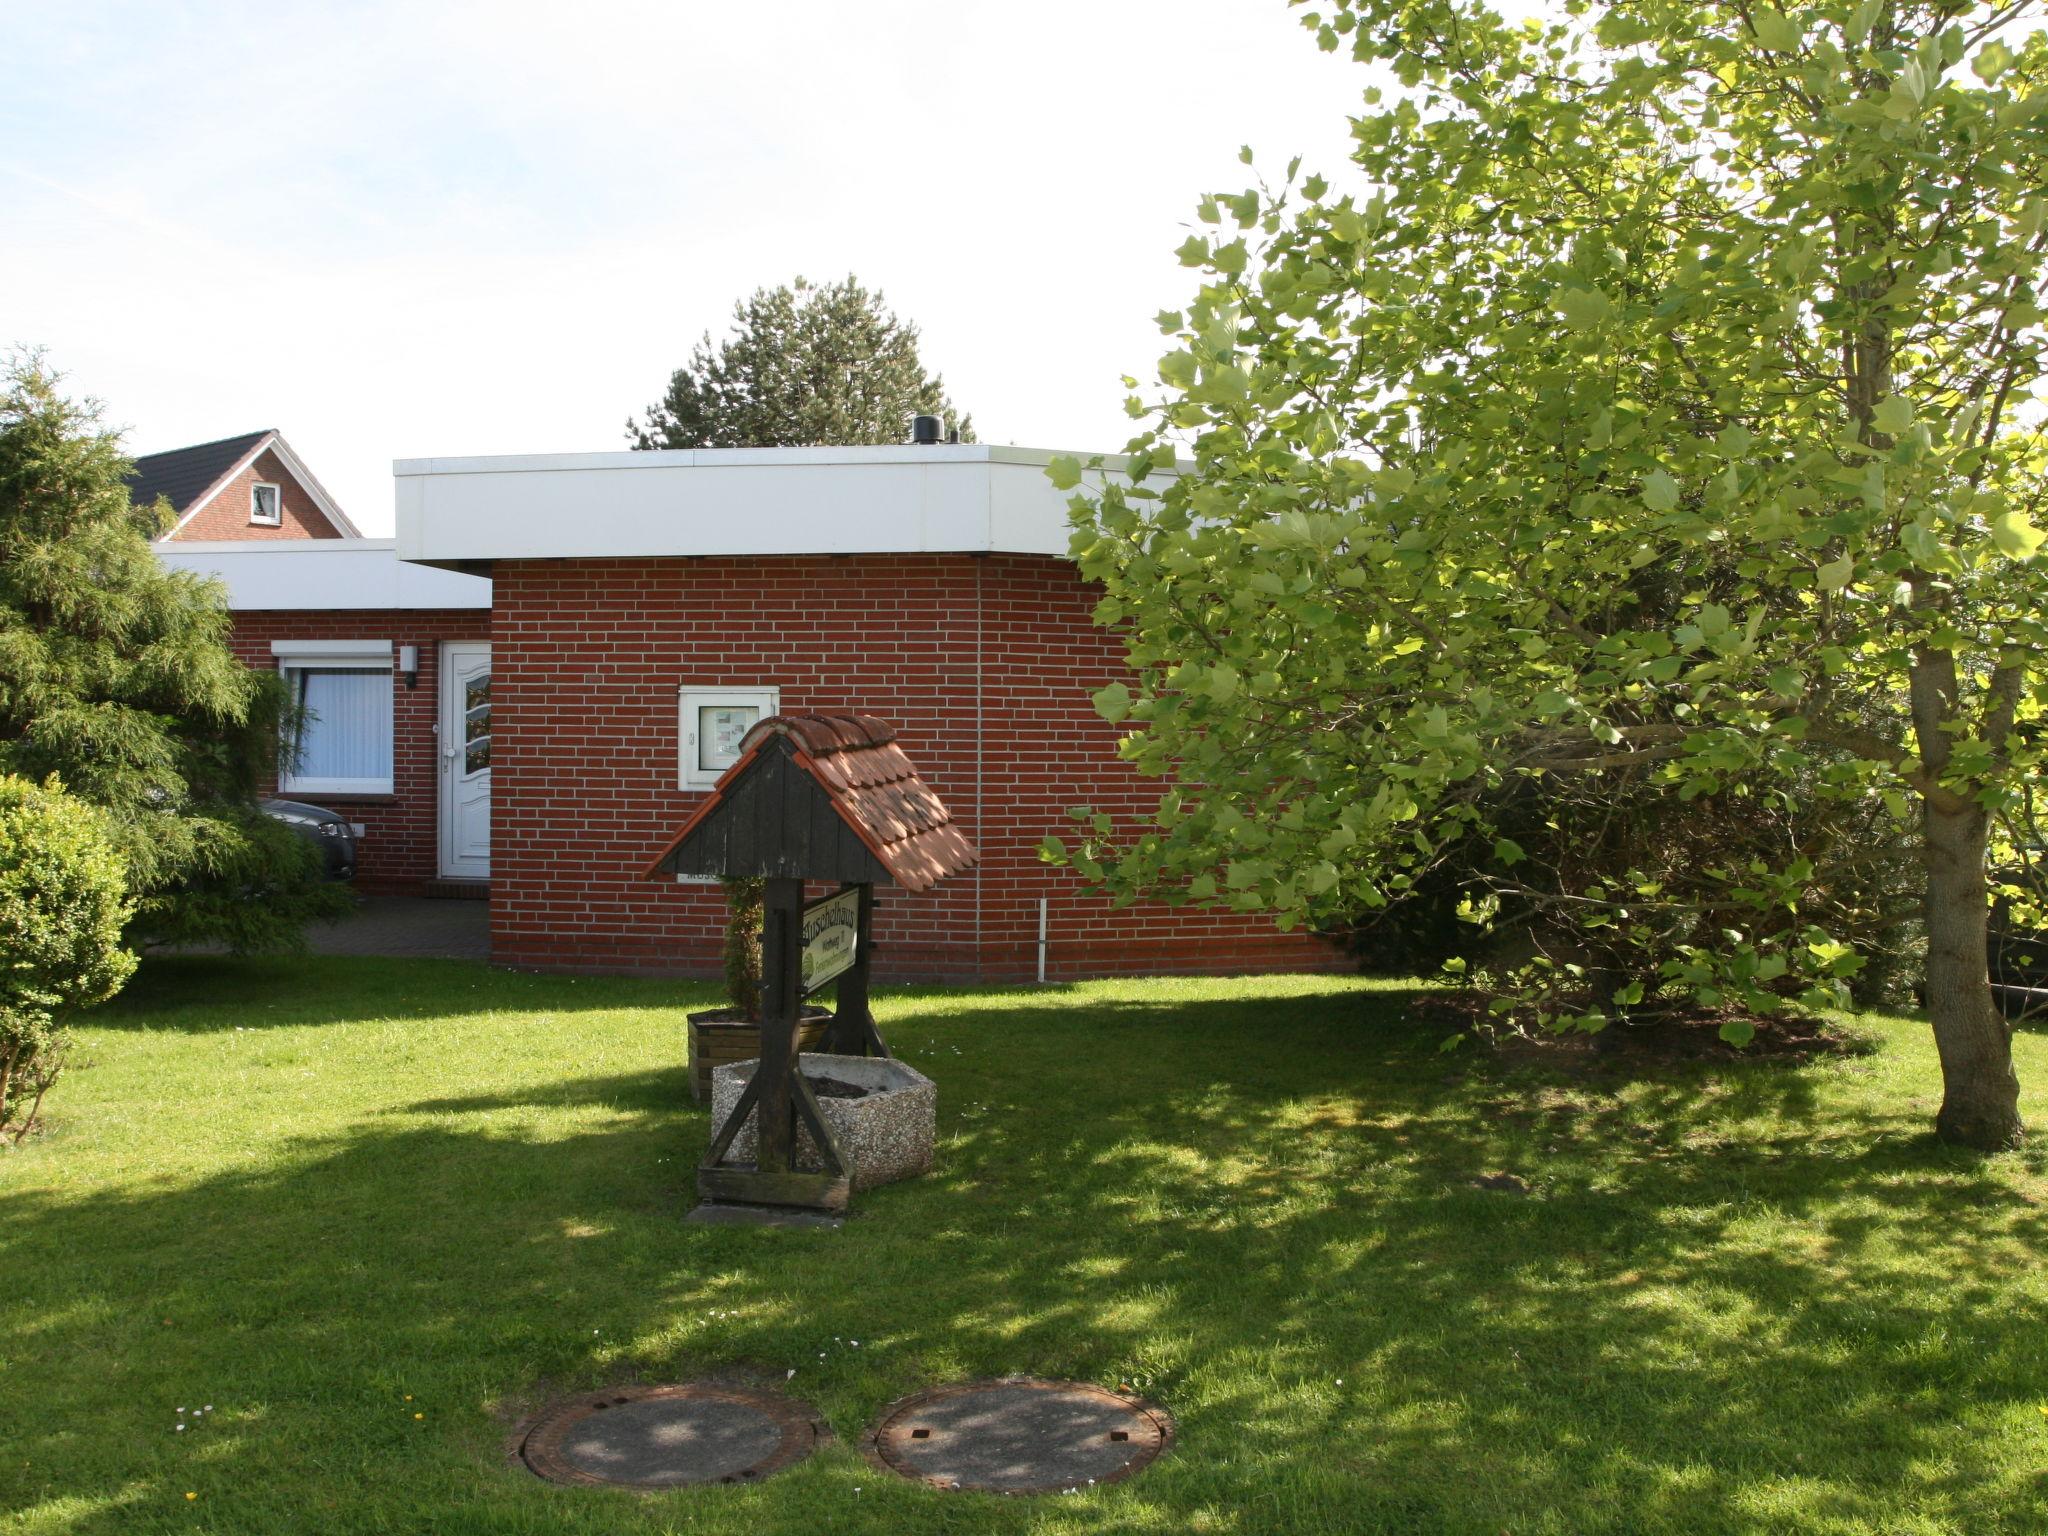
[398,644,419,689]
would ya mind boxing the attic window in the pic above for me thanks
[250,482,282,526]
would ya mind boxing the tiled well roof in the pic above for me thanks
[769,715,978,891]
[126,429,272,516]
[645,713,978,892]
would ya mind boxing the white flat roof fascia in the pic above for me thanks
[155,538,491,611]
[392,445,1161,564]
[388,443,1118,476]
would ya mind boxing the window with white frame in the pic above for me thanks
[679,687,778,788]
[273,640,394,795]
[250,482,283,526]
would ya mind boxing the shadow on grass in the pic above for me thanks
[6,984,2045,1534]
[87,954,719,1034]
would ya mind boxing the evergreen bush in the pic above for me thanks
[0,775,134,1142]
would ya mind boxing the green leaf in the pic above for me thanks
[1818,553,1855,591]
[1641,469,1680,512]
[1175,235,1210,267]
[1554,285,1613,330]
[1991,509,2046,560]
[1870,395,1914,436]
[1718,1018,1757,1048]
[1158,351,1198,390]
[1092,682,1133,722]
[1046,454,1083,490]
[1494,837,1526,867]
[1750,9,1800,52]
[1974,39,2015,83]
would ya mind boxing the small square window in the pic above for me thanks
[250,482,282,526]
[678,688,778,788]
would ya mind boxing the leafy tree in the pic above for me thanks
[0,775,135,1142]
[1051,0,2048,1148]
[627,275,973,449]
[0,356,352,951]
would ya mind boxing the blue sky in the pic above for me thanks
[4,2,1374,533]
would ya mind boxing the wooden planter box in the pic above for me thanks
[687,1008,830,1103]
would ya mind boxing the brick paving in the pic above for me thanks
[305,896,489,959]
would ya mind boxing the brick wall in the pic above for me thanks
[172,449,344,541]
[491,553,1343,981]
[226,608,491,890]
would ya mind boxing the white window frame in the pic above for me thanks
[250,481,284,527]
[679,686,778,789]
[272,639,394,795]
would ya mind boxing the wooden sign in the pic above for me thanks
[800,887,861,995]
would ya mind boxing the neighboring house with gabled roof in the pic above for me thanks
[146,430,491,896]
[128,428,362,542]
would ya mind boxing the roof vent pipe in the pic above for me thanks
[911,414,942,445]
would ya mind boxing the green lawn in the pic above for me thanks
[2,960,2044,1535]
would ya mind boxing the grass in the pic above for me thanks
[1,958,2045,1535]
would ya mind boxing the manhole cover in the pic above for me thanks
[521,1383,824,1489]
[866,1378,1172,1495]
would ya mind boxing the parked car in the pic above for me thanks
[259,798,358,881]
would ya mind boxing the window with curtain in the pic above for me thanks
[279,657,394,795]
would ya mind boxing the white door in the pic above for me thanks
[438,642,491,879]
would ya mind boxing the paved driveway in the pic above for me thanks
[303,896,490,959]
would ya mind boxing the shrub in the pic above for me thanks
[1354,765,1923,1026]
[0,776,136,1142]
[720,877,764,1019]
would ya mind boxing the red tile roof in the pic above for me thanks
[645,714,977,891]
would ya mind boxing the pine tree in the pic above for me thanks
[627,275,972,449]
[0,355,352,951]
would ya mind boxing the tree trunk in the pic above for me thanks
[1921,796,2024,1150]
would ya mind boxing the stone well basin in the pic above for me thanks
[709,1052,935,1192]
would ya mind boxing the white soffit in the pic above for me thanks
[155,539,491,611]
[390,444,1157,564]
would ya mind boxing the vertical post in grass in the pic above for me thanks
[755,876,803,1170]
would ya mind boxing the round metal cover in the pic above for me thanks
[521,1383,824,1489]
[866,1378,1173,1495]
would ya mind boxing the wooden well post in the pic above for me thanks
[645,714,975,1218]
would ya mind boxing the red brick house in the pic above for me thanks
[154,435,1342,979]
[391,444,1343,981]
[130,429,361,542]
